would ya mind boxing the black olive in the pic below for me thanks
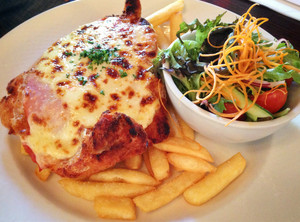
[179,60,205,76]
[199,27,233,62]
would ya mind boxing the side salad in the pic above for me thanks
[153,4,300,124]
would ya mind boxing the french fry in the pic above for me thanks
[94,196,136,220]
[89,168,159,186]
[183,152,246,205]
[59,179,155,201]
[35,167,51,181]
[166,136,202,150]
[170,12,183,42]
[148,146,170,181]
[133,171,205,212]
[167,153,216,173]
[124,154,142,170]
[146,0,184,27]
[143,150,154,177]
[154,137,214,162]
[174,112,195,140]
[154,25,171,49]
[167,106,184,138]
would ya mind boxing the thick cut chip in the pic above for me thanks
[133,171,205,212]
[183,152,246,205]
[143,150,154,177]
[154,137,214,162]
[124,155,143,170]
[167,106,184,138]
[174,112,194,140]
[89,168,159,186]
[154,25,171,49]
[145,0,184,27]
[166,137,205,150]
[170,12,183,42]
[167,153,216,173]
[148,146,170,181]
[94,196,136,220]
[59,179,154,201]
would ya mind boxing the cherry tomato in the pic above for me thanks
[223,102,246,121]
[254,87,288,113]
[286,77,293,87]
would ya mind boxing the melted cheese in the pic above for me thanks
[25,17,159,160]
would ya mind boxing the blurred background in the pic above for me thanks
[0,0,74,38]
[0,0,299,50]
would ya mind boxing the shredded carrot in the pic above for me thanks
[183,4,297,124]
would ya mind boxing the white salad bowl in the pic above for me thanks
[163,32,300,143]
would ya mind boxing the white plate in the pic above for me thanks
[0,0,299,221]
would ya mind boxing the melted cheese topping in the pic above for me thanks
[25,17,159,160]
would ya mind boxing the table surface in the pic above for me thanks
[1,0,299,50]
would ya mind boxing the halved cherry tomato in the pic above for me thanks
[223,102,246,121]
[254,87,288,113]
[286,77,293,87]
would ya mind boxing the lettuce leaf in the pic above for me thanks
[208,96,230,113]
[176,12,227,47]
[283,49,300,69]
[264,65,294,82]
[172,73,202,101]
[263,49,300,84]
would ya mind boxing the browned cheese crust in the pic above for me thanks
[0,0,169,178]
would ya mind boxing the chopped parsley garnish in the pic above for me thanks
[90,73,100,80]
[66,73,70,78]
[77,76,88,85]
[100,90,105,95]
[87,41,94,44]
[119,70,128,78]
[87,64,94,70]
[80,45,119,69]
[65,52,73,56]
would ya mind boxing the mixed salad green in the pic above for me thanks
[153,8,300,122]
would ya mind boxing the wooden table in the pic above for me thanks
[201,0,300,51]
